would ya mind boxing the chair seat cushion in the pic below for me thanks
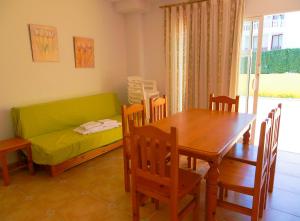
[29,115,122,165]
[137,168,201,201]
[219,159,256,195]
[226,143,258,166]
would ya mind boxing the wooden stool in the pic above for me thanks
[0,137,34,186]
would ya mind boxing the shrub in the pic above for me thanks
[240,48,300,74]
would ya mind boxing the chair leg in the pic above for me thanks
[123,154,130,192]
[251,192,260,221]
[264,177,268,209]
[192,185,200,221]
[192,158,197,170]
[170,198,179,221]
[187,156,192,168]
[132,191,140,221]
[152,198,159,210]
[139,194,148,206]
[259,180,267,218]
[268,159,276,193]
[224,188,228,197]
[219,187,224,201]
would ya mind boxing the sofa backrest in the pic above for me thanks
[11,93,121,139]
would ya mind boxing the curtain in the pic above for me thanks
[164,0,245,114]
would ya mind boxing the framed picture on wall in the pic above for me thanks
[73,37,94,68]
[28,24,59,62]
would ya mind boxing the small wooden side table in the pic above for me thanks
[0,137,34,186]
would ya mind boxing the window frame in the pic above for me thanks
[271,34,283,50]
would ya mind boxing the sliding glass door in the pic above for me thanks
[238,17,263,143]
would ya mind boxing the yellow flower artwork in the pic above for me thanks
[29,24,59,62]
[73,37,95,68]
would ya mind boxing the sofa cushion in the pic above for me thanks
[11,93,121,139]
[29,115,122,165]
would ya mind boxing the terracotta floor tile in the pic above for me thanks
[277,151,300,165]
[57,195,114,221]
[268,188,300,217]
[263,208,300,221]
[1,149,300,221]
[274,173,300,194]
[276,161,300,178]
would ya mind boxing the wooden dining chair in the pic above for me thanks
[129,122,201,221]
[224,107,274,202]
[218,118,272,221]
[121,101,146,192]
[268,103,282,193]
[149,95,167,123]
[226,104,282,193]
[209,93,240,112]
[150,95,196,173]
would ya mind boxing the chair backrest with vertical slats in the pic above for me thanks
[271,104,282,157]
[209,94,240,112]
[121,101,146,137]
[130,122,179,192]
[149,95,168,123]
[255,118,272,190]
[121,101,146,153]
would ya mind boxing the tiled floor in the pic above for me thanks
[1,148,300,221]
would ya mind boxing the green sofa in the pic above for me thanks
[11,93,123,176]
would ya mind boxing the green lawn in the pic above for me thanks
[239,73,300,98]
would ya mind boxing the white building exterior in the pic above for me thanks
[241,11,300,52]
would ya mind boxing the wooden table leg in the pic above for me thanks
[26,146,34,175]
[0,154,10,186]
[243,125,251,144]
[205,161,220,221]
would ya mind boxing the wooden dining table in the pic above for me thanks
[151,108,256,221]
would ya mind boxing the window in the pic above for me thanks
[253,36,258,51]
[243,23,251,31]
[272,14,285,27]
[253,22,259,30]
[242,36,250,51]
[271,34,283,50]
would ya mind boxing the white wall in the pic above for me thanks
[0,0,127,161]
[245,0,300,17]
[143,0,169,93]
[283,12,300,49]
[125,13,146,76]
